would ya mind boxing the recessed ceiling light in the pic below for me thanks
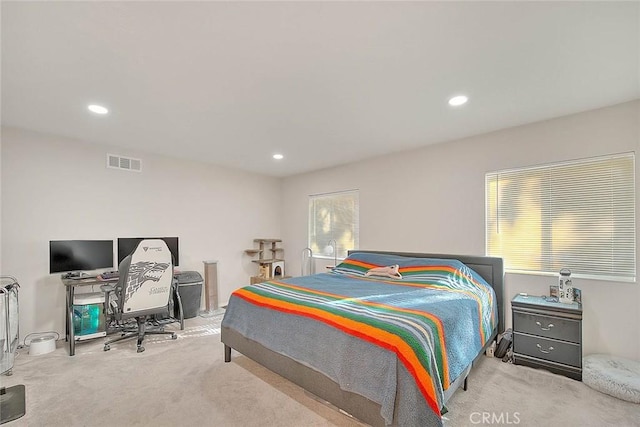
[88,104,109,114]
[273,154,284,160]
[448,95,468,107]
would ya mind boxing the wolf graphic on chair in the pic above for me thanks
[123,261,171,306]
[104,239,178,352]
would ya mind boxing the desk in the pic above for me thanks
[62,276,185,356]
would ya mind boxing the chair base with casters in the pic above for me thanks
[101,278,185,353]
[104,317,177,353]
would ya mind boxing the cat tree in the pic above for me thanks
[245,239,287,284]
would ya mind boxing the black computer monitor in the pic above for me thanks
[117,237,179,266]
[49,240,114,274]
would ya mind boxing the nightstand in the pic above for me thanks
[511,294,582,380]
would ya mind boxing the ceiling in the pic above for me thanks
[2,2,639,177]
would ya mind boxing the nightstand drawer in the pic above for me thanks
[513,311,580,343]
[513,332,581,368]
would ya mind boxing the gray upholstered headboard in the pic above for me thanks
[347,250,505,334]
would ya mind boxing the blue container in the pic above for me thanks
[72,293,105,336]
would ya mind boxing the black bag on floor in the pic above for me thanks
[495,328,513,359]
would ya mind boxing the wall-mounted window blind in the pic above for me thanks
[486,153,635,281]
[308,190,359,260]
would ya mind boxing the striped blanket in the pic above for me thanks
[223,253,497,425]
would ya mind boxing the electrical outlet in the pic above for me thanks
[486,341,496,357]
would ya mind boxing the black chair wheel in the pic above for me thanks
[104,345,110,351]
[137,346,145,353]
[171,333,177,340]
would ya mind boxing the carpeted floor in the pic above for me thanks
[444,356,640,426]
[2,313,638,426]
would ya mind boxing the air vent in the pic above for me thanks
[107,154,142,172]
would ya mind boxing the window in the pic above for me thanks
[486,153,635,281]
[309,190,359,260]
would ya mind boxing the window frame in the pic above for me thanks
[485,153,636,282]
[308,189,359,261]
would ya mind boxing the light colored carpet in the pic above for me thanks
[2,313,359,427]
[2,314,638,427]
[444,357,640,426]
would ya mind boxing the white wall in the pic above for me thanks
[0,132,2,272]
[281,100,640,360]
[4,101,638,359]
[0,127,282,339]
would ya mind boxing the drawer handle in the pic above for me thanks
[536,343,554,354]
[535,321,554,331]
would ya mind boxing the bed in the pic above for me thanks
[221,250,504,426]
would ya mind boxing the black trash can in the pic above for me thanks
[174,271,203,319]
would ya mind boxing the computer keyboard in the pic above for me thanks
[100,271,119,280]
[69,274,97,280]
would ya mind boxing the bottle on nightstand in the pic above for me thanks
[558,268,574,304]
